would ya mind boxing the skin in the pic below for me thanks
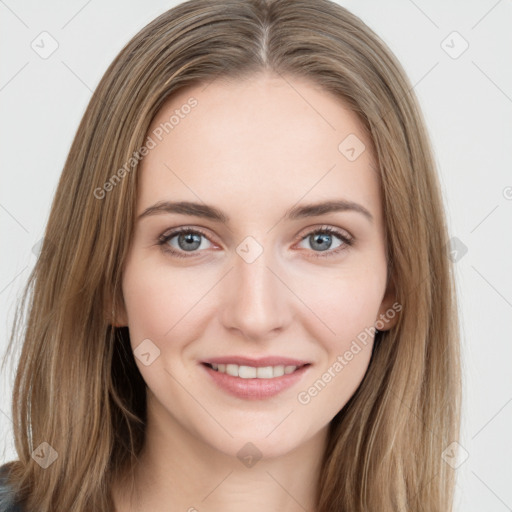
[113,70,397,512]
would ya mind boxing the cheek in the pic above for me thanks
[122,259,182,342]
[121,257,215,357]
[121,261,199,391]
[294,271,384,419]
[293,263,387,344]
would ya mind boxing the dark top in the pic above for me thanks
[0,464,24,512]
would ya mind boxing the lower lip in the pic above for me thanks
[200,363,311,400]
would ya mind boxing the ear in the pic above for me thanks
[107,292,128,328]
[375,274,400,331]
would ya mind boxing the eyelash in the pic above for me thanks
[157,225,354,259]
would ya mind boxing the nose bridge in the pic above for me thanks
[221,235,292,339]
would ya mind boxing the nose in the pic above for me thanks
[220,243,294,341]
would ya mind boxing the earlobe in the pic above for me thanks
[375,278,400,331]
[111,318,127,328]
[112,308,128,328]
[108,294,128,327]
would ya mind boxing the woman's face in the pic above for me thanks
[118,71,397,459]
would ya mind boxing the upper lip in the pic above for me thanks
[202,355,311,368]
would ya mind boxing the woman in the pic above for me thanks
[0,0,461,510]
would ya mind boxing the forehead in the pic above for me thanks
[138,72,380,220]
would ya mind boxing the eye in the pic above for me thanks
[157,225,353,259]
[295,226,353,258]
[158,227,214,258]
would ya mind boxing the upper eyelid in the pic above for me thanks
[158,226,353,261]
[160,224,353,247]
[160,226,216,245]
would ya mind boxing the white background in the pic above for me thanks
[1,1,511,510]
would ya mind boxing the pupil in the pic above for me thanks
[179,233,201,251]
[312,233,331,251]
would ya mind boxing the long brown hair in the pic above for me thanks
[1,0,461,510]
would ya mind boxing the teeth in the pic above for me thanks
[208,363,300,378]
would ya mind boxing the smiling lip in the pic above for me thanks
[200,356,312,400]
[201,355,311,367]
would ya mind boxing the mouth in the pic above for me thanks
[200,361,312,400]
[202,361,311,379]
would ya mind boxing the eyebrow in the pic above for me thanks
[137,199,373,224]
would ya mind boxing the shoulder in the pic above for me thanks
[0,464,24,512]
